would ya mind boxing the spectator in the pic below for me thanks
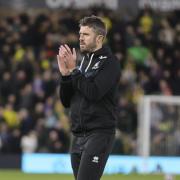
[21,130,38,153]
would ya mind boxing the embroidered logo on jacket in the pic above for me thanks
[92,156,99,163]
[92,61,101,70]
[99,55,107,59]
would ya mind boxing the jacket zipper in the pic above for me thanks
[78,53,94,137]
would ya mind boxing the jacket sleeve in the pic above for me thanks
[72,58,120,102]
[59,75,74,108]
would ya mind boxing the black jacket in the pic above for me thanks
[59,46,121,136]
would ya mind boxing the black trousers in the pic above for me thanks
[70,131,115,180]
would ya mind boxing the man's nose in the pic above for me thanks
[79,35,84,41]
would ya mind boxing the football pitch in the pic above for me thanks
[0,170,179,180]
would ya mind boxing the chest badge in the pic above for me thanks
[92,61,101,70]
[99,55,107,59]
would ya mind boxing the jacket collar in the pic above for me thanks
[84,45,112,59]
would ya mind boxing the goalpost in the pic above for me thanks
[137,95,180,157]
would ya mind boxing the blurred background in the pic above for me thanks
[0,0,180,175]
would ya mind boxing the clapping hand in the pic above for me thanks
[57,44,77,76]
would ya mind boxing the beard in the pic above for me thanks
[80,39,97,53]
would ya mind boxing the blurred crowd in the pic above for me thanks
[150,102,180,156]
[0,6,180,155]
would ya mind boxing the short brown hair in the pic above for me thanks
[79,15,107,37]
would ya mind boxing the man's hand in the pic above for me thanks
[57,47,70,76]
[60,44,77,72]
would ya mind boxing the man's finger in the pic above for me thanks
[59,46,66,56]
[61,46,69,57]
[59,47,62,56]
[57,55,61,68]
[72,48,77,59]
[64,44,72,54]
[59,47,66,59]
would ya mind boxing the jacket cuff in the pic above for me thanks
[71,68,81,76]
[61,75,72,82]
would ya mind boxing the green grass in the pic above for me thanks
[0,170,179,180]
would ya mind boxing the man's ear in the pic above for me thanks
[96,35,104,44]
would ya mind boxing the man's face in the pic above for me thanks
[79,26,98,53]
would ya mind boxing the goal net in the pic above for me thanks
[137,95,180,157]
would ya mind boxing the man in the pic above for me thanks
[57,15,120,180]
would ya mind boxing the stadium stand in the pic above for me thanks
[0,6,180,155]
